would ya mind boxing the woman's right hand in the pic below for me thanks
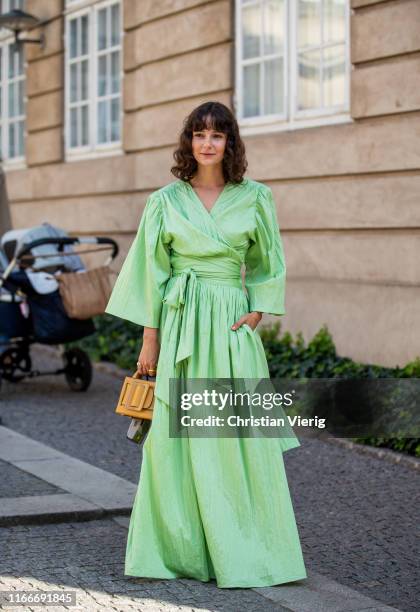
[136,328,160,376]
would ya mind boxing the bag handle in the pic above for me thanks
[132,370,156,381]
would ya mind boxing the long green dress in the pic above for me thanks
[105,177,307,588]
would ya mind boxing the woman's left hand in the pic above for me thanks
[231,311,262,331]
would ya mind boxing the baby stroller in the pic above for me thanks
[0,222,118,392]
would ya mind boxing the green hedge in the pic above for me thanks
[71,314,142,371]
[259,323,420,457]
[69,315,420,457]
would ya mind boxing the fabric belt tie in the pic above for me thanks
[162,267,199,366]
[162,266,242,367]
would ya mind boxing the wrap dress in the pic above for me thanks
[105,177,307,588]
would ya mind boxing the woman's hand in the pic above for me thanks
[231,311,262,332]
[136,328,160,376]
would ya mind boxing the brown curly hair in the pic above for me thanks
[171,101,248,184]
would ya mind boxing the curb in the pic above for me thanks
[0,503,131,528]
[0,426,137,528]
[321,435,420,472]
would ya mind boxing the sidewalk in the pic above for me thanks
[0,347,417,611]
[0,426,402,612]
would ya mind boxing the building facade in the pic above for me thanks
[2,0,419,366]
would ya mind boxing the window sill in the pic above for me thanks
[65,146,124,163]
[2,159,27,172]
[239,113,354,137]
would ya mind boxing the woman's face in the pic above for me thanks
[191,123,227,168]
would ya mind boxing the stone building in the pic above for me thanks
[1,0,419,366]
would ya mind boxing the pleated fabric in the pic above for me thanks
[105,178,307,588]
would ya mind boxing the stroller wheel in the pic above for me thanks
[63,348,92,391]
[0,347,32,382]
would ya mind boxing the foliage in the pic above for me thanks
[67,314,143,371]
[259,322,420,457]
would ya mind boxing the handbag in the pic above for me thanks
[56,266,113,320]
[115,371,156,445]
[115,371,155,420]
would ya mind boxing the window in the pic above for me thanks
[235,0,350,131]
[0,0,26,163]
[65,0,122,158]
[0,0,25,15]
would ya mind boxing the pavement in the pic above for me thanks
[0,346,418,612]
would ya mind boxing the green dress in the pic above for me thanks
[105,178,307,588]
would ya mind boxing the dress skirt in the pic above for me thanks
[124,275,307,588]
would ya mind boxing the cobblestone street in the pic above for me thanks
[1,520,286,612]
[0,348,418,611]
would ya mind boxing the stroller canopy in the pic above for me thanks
[1,222,85,272]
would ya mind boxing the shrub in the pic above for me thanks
[259,322,420,457]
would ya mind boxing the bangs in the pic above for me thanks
[190,110,229,134]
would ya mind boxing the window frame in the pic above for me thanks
[64,0,123,161]
[0,1,27,169]
[234,0,352,135]
[0,0,25,16]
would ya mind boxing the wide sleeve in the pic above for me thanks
[244,185,286,316]
[105,192,171,328]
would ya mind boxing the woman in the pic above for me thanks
[105,101,307,588]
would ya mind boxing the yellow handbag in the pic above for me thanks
[115,371,155,420]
